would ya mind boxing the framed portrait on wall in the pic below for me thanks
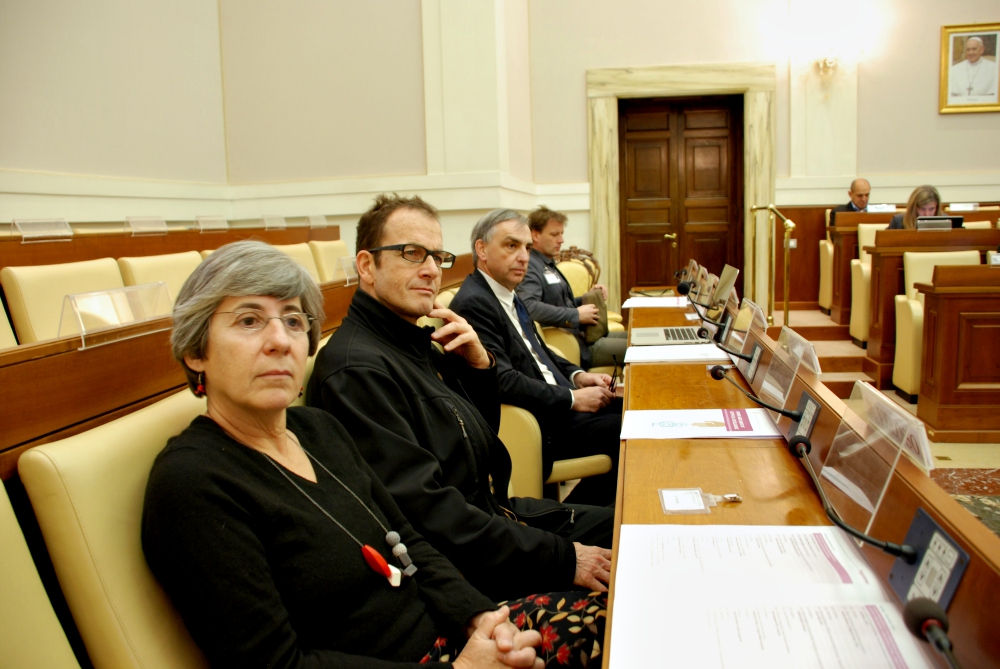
[940,23,1000,113]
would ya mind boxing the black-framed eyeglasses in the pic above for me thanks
[214,309,315,334]
[367,243,457,269]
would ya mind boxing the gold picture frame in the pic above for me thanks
[940,23,1000,114]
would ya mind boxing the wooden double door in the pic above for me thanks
[619,96,743,294]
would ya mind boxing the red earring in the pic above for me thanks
[195,372,206,397]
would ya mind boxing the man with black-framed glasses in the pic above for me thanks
[308,193,613,601]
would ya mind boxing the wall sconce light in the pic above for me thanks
[817,56,838,75]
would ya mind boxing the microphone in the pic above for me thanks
[788,435,919,564]
[676,280,693,295]
[903,598,962,669]
[709,365,803,421]
[678,283,727,328]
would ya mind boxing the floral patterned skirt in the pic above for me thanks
[420,590,608,667]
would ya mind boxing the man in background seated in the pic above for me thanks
[519,206,626,370]
[308,194,612,601]
[829,178,871,225]
[450,209,621,507]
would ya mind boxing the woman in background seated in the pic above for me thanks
[142,241,564,668]
[889,185,942,229]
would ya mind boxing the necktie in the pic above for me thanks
[513,296,573,389]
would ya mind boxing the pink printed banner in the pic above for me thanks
[722,409,753,432]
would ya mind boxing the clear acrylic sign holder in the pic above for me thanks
[57,282,172,350]
[126,217,167,237]
[731,299,768,382]
[14,219,73,244]
[308,215,328,228]
[262,216,286,230]
[777,326,821,375]
[197,216,228,233]
[337,256,359,285]
[757,328,821,417]
[818,381,912,537]
[844,381,934,472]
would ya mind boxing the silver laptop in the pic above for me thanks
[630,325,704,346]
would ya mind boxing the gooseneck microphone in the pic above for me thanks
[677,282,727,329]
[903,598,962,669]
[709,365,803,421]
[788,435,919,564]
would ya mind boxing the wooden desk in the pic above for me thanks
[864,228,1000,389]
[916,265,1000,442]
[608,298,1000,668]
[828,212,897,324]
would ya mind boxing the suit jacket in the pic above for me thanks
[450,269,582,417]
[519,249,591,368]
[829,202,864,226]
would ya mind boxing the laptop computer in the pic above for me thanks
[631,265,740,346]
[916,216,963,230]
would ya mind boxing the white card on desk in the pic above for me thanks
[620,408,781,440]
[684,312,700,320]
[621,296,687,308]
[624,344,729,363]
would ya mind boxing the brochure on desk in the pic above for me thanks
[621,296,688,308]
[620,408,782,440]
[609,525,936,668]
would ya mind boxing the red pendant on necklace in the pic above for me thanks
[361,545,391,578]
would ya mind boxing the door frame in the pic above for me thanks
[586,63,776,311]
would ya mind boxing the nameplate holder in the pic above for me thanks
[989,251,1000,268]
[868,204,897,213]
[787,391,821,440]
[308,215,328,228]
[888,509,969,610]
[14,219,73,244]
[948,202,978,212]
[197,216,229,233]
[740,342,763,384]
[58,282,172,350]
[125,217,167,237]
[262,215,286,230]
[337,256,359,286]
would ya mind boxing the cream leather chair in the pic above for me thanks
[19,390,210,669]
[308,240,351,282]
[274,243,322,283]
[962,220,993,229]
[848,223,889,347]
[892,250,981,400]
[498,404,613,499]
[0,258,125,344]
[556,259,624,330]
[0,308,17,349]
[199,250,213,259]
[818,209,834,313]
[0,476,81,668]
[117,251,204,305]
[290,334,332,407]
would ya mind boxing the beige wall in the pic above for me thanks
[503,0,534,182]
[529,0,1000,186]
[219,0,427,184]
[528,0,791,184]
[0,0,227,183]
[859,0,1000,174]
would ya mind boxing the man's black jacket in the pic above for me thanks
[307,290,577,599]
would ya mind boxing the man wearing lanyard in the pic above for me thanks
[518,206,626,370]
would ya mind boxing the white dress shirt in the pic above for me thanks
[478,269,577,408]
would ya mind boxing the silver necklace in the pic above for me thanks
[234,429,417,586]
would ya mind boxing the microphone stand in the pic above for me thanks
[788,435,917,564]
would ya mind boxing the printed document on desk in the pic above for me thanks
[621,296,688,308]
[620,408,781,440]
[624,343,730,363]
[609,524,936,668]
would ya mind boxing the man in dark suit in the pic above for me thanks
[450,209,621,506]
[518,206,626,369]
[829,178,871,225]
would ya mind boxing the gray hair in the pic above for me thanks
[171,240,325,394]
[470,209,528,267]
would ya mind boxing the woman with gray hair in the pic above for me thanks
[142,240,543,669]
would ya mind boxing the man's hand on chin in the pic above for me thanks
[429,305,493,369]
